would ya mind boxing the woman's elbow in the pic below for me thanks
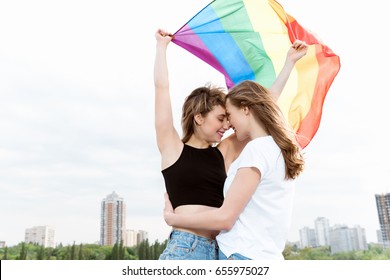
[218,214,236,231]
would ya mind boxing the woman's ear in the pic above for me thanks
[243,106,250,115]
[194,113,204,125]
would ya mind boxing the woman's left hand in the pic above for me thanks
[288,40,308,63]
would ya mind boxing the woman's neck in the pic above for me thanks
[185,135,211,149]
[248,120,269,140]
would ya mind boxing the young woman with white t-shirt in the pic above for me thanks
[164,80,305,260]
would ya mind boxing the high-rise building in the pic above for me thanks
[329,224,368,254]
[377,229,383,244]
[351,225,368,251]
[125,229,149,247]
[299,227,317,248]
[137,230,148,244]
[329,224,352,254]
[125,230,138,247]
[100,191,126,246]
[375,193,390,249]
[314,217,330,246]
[25,226,56,248]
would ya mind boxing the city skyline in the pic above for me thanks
[1,0,390,247]
[298,217,369,254]
[0,208,380,248]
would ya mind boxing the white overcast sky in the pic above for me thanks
[1,0,389,246]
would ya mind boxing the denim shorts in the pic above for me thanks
[159,230,218,260]
[219,250,251,260]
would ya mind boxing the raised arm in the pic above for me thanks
[154,29,182,169]
[164,167,260,231]
[268,40,308,102]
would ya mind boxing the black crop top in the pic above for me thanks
[162,144,226,209]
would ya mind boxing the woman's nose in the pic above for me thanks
[224,119,231,129]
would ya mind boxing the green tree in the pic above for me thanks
[119,240,125,260]
[78,243,84,260]
[152,240,160,259]
[2,246,8,260]
[46,247,54,260]
[111,242,119,260]
[137,241,146,260]
[70,242,77,260]
[19,242,28,260]
[36,245,45,260]
[65,245,71,260]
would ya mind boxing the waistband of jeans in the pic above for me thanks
[169,230,217,244]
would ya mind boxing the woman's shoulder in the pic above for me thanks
[217,133,235,154]
[247,136,275,147]
[239,136,276,156]
[217,133,250,167]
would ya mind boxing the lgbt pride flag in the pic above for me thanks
[172,0,340,148]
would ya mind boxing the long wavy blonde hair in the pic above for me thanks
[181,84,226,143]
[226,80,304,179]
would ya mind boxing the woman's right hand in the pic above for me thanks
[163,192,175,226]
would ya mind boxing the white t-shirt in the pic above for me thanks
[216,136,295,260]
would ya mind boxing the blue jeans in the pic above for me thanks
[159,230,218,260]
[219,250,251,260]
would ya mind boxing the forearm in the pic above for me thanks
[268,59,295,101]
[269,40,308,101]
[154,38,177,152]
[154,44,169,89]
[154,43,172,126]
[166,208,234,231]
[164,169,260,233]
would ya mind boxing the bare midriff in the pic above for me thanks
[173,204,219,240]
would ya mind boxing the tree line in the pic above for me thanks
[1,241,389,260]
[0,239,167,260]
[283,243,390,260]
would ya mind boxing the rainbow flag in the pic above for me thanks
[172,0,340,148]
